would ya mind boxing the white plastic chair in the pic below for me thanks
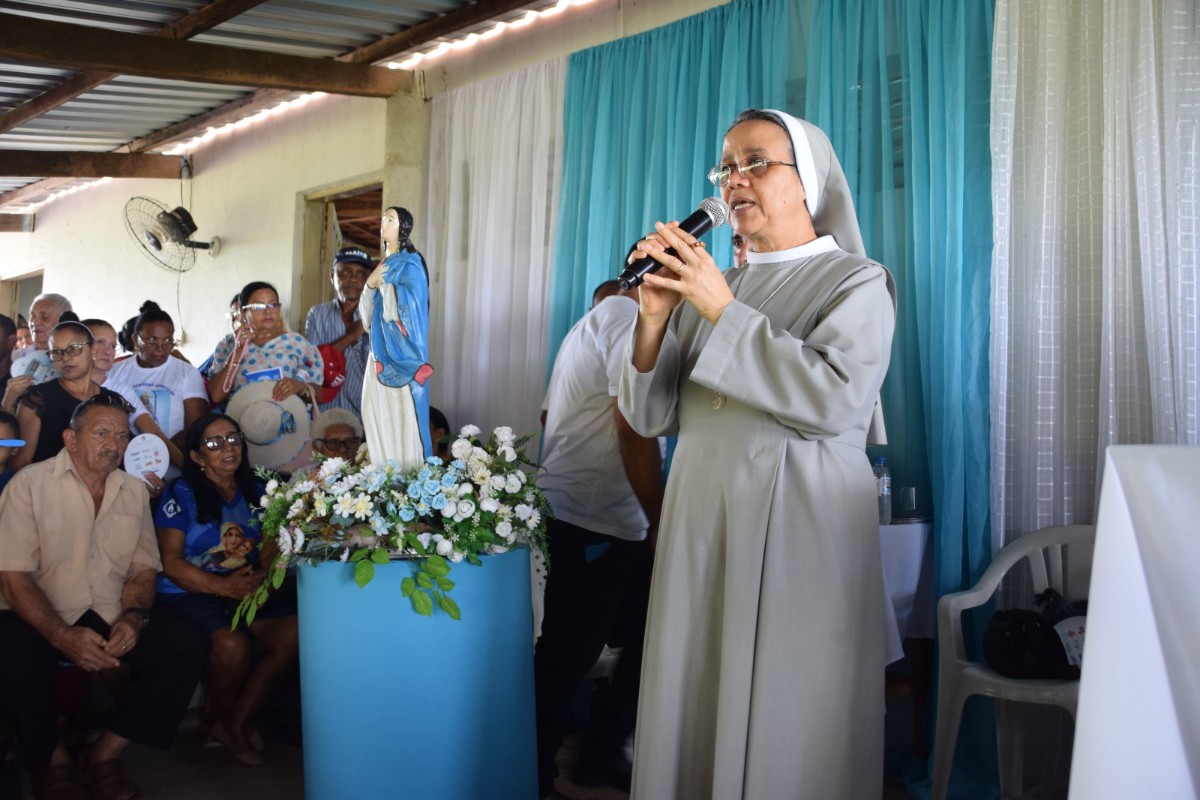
[930,524,1095,800]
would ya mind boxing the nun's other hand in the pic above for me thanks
[640,221,734,325]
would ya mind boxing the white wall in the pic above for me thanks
[0,93,387,363]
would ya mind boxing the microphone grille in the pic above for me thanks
[701,196,730,228]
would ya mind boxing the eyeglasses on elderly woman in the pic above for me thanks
[314,436,363,453]
[707,157,796,187]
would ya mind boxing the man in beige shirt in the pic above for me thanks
[0,394,209,800]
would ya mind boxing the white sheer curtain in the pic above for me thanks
[423,58,566,442]
[991,0,1199,545]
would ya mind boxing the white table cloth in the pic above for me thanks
[1069,445,1200,799]
[880,520,935,664]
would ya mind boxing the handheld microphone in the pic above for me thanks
[617,197,730,290]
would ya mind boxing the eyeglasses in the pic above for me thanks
[138,335,178,349]
[314,436,363,453]
[201,431,245,451]
[242,302,282,312]
[707,157,797,187]
[48,341,90,362]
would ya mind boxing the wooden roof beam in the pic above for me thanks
[0,151,182,179]
[0,12,412,98]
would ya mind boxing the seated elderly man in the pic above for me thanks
[0,394,209,800]
[2,293,73,415]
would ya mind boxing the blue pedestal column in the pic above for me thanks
[296,548,537,800]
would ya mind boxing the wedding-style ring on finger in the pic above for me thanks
[689,241,705,249]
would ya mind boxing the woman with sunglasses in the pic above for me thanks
[154,413,298,766]
[9,321,135,470]
[206,281,323,411]
[108,301,208,467]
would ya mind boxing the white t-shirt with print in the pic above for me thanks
[108,356,207,439]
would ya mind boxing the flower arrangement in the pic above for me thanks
[234,425,550,623]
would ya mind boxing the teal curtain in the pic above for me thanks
[549,0,798,355]
[552,0,995,794]
[806,2,996,795]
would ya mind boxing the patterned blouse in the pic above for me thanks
[206,331,324,395]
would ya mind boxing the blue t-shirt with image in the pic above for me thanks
[153,478,264,594]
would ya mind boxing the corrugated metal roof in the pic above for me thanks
[0,0,508,209]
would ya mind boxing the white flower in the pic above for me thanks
[339,547,350,562]
[449,550,465,563]
[287,499,306,519]
[293,480,315,494]
[515,470,528,485]
[313,493,328,517]
[416,532,433,549]
[505,475,522,493]
[489,475,506,492]
[460,424,481,437]
[526,509,541,529]
[278,527,294,555]
[441,502,457,518]
[496,504,513,520]
[436,538,454,556]
[450,438,473,459]
[333,494,357,518]
[471,446,489,463]
[496,520,514,539]
[265,479,279,495]
[514,503,532,521]
[318,457,346,479]
[473,467,492,485]
[457,482,474,497]
[293,528,306,553]
[260,495,271,509]
[457,499,476,518]
[352,493,373,520]
[493,426,514,444]
[498,446,517,463]
[480,497,500,513]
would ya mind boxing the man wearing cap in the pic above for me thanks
[0,395,209,800]
[303,246,374,415]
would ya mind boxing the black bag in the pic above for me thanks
[982,589,1085,680]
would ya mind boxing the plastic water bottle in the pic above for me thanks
[873,456,892,525]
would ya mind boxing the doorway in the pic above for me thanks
[297,181,382,324]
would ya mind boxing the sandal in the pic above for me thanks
[209,720,266,767]
[85,758,138,800]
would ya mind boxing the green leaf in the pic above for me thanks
[400,577,416,598]
[370,548,390,565]
[350,548,369,562]
[411,591,433,616]
[438,594,461,620]
[245,602,258,625]
[466,554,482,567]
[271,565,285,589]
[354,559,375,588]
[435,576,455,591]
[415,571,433,590]
[424,554,451,577]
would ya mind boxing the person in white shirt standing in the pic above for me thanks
[109,301,207,477]
[535,280,663,798]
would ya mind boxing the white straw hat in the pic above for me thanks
[225,381,311,470]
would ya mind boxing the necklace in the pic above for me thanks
[711,260,808,410]
[60,379,97,403]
